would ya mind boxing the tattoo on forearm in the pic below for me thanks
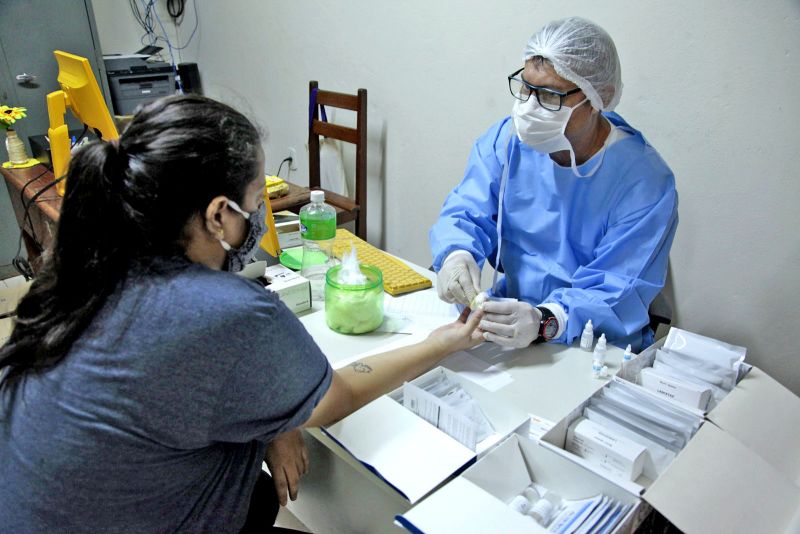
[350,362,373,373]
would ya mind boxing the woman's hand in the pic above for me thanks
[265,429,309,506]
[426,307,485,356]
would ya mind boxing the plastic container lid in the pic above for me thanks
[279,246,304,270]
[310,190,325,203]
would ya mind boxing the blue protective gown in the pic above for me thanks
[430,113,678,350]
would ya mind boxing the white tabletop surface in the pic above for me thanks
[285,260,626,533]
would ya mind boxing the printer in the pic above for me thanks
[103,55,175,115]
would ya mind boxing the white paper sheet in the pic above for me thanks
[442,350,514,392]
[323,395,475,503]
[384,290,460,333]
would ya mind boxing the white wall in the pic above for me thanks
[93,1,800,394]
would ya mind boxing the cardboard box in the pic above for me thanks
[616,337,753,417]
[396,434,645,534]
[322,366,530,504]
[541,363,800,533]
[263,264,311,314]
[273,211,302,250]
[0,317,13,347]
[0,278,32,317]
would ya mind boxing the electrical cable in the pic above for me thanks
[167,0,185,19]
[10,169,57,279]
[18,169,49,252]
[19,127,89,248]
[275,157,293,178]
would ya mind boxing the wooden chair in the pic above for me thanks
[271,81,368,240]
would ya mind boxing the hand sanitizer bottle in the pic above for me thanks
[300,190,337,300]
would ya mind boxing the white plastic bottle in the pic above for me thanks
[300,190,337,300]
[528,498,555,526]
[592,333,607,365]
[579,319,594,351]
[623,344,633,362]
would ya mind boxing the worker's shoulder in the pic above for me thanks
[476,116,514,144]
[606,115,674,186]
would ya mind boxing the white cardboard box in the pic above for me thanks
[396,434,646,534]
[541,365,800,533]
[322,366,530,504]
[274,213,302,250]
[0,278,32,317]
[238,261,311,314]
[0,317,13,347]
[0,279,31,346]
[263,264,311,314]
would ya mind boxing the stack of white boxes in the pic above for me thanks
[326,330,800,534]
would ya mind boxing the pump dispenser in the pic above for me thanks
[579,319,594,351]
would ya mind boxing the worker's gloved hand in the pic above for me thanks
[480,300,542,348]
[437,250,481,306]
[265,429,309,506]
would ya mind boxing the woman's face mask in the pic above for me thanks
[219,200,267,273]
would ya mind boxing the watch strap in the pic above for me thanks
[536,306,558,342]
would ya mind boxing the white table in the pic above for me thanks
[286,268,625,533]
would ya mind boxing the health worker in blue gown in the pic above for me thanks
[430,17,678,351]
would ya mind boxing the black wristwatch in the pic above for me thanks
[535,306,559,342]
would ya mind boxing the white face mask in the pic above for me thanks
[512,96,607,178]
[512,96,587,154]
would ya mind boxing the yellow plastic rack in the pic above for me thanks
[332,229,432,296]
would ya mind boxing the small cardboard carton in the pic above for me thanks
[322,366,530,504]
[263,264,311,314]
[396,434,645,534]
[541,362,800,533]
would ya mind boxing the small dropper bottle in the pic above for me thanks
[579,320,594,352]
[592,333,607,364]
[623,344,633,362]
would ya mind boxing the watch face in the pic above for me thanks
[543,317,558,340]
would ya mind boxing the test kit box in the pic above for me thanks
[396,434,645,534]
[322,366,530,504]
[237,261,311,314]
[262,264,311,314]
[540,360,800,533]
[273,211,302,250]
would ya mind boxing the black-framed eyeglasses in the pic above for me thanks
[507,68,582,111]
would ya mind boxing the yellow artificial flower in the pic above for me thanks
[0,105,27,125]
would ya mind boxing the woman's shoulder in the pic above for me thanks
[124,260,278,318]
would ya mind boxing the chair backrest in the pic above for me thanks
[308,81,367,239]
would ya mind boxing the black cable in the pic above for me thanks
[71,125,89,148]
[18,169,50,252]
[167,0,185,19]
[9,169,54,279]
[275,157,292,178]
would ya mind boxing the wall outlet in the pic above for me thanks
[288,147,298,170]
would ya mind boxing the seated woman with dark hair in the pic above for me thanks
[0,95,483,533]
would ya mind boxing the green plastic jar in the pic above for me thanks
[325,264,384,334]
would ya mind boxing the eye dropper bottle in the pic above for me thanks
[580,319,594,351]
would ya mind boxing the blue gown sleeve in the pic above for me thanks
[429,119,513,271]
[544,176,679,348]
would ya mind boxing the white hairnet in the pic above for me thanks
[524,17,622,111]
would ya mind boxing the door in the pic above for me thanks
[0,0,109,266]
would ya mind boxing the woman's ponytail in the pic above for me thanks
[0,94,262,384]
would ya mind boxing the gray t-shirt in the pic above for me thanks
[0,262,332,533]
